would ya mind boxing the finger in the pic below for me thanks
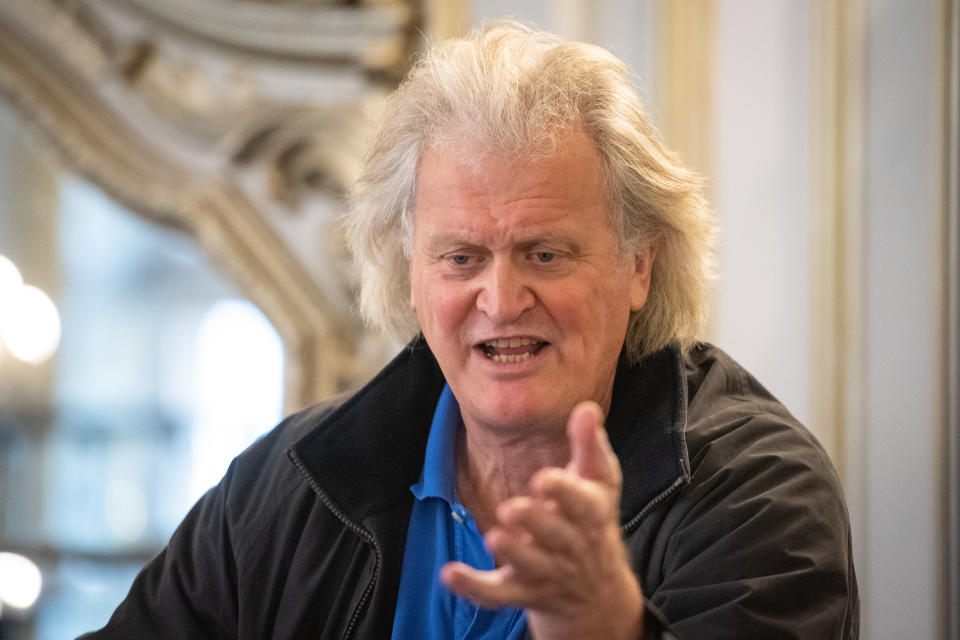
[441,562,526,609]
[530,467,613,526]
[566,401,621,487]
[497,495,588,557]
[484,525,577,584]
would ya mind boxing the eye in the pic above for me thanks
[449,254,471,265]
[533,251,555,263]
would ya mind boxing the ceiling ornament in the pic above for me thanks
[0,0,417,409]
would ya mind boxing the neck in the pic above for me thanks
[455,420,570,532]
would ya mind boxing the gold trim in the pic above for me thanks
[810,0,867,479]
[942,0,959,634]
[422,0,468,40]
[653,0,715,341]
[810,1,869,621]
[654,0,714,181]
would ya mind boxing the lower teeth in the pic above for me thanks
[489,352,531,363]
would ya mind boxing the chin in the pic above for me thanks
[473,396,570,433]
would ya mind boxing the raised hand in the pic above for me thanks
[441,401,644,640]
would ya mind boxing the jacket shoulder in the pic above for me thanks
[646,344,858,638]
[681,343,829,466]
[678,344,845,532]
[220,395,349,559]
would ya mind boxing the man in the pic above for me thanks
[84,22,858,639]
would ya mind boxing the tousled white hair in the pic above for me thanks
[344,21,715,359]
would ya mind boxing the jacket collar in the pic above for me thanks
[607,347,691,529]
[290,340,690,529]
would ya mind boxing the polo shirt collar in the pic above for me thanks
[411,384,460,503]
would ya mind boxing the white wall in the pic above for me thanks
[711,1,814,429]
[860,0,946,636]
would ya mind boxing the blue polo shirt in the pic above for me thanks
[390,385,528,640]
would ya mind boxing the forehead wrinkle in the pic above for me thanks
[415,189,610,260]
[421,222,584,260]
[414,131,613,252]
[419,178,583,216]
[419,187,579,230]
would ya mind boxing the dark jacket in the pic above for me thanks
[82,342,858,639]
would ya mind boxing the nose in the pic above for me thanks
[475,258,535,323]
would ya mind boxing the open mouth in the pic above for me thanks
[478,337,548,363]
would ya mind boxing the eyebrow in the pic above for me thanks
[421,234,480,255]
[421,231,581,255]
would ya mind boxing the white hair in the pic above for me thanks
[344,21,715,359]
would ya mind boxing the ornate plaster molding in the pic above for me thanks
[0,0,417,409]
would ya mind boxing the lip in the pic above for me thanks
[472,335,551,370]
[474,333,549,346]
[480,336,542,349]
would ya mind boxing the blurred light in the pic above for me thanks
[0,255,24,360]
[190,299,283,498]
[1,284,61,364]
[0,552,42,609]
[104,480,148,544]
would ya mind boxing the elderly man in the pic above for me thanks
[85,22,858,640]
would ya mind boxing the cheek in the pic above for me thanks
[542,279,623,325]
[416,282,474,333]
[543,283,633,345]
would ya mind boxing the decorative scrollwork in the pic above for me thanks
[0,0,417,408]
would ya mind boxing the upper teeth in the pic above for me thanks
[486,337,537,348]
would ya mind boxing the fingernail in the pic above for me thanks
[595,423,610,448]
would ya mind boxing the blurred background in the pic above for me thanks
[0,0,956,638]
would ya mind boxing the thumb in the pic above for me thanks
[566,401,619,485]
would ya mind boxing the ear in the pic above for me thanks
[629,244,657,311]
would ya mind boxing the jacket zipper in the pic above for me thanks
[288,449,380,640]
[621,473,689,535]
